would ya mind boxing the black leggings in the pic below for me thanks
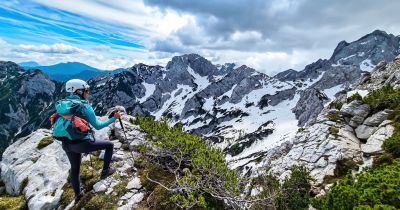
[62,139,114,196]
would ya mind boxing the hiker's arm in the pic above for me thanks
[84,105,115,130]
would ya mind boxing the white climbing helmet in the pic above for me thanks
[65,79,90,93]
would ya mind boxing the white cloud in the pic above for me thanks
[3,0,400,75]
[231,31,263,43]
[0,40,152,69]
[15,43,84,54]
[34,0,192,37]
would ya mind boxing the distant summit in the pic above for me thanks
[19,61,40,68]
[24,62,124,81]
[35,62,102,75]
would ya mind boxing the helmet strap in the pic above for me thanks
[74,89,85,99]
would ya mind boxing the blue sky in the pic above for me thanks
[0,0,400,73]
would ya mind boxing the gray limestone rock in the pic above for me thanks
[363,109,392,126]
[361,120,395,155]
[355,124,378,140]
[340,100,370,118]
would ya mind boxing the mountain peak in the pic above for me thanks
[167,53,218,77]
[19,61,40,68]
[330,30,400,66]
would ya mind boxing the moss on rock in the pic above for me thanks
[0,196,26,210]
[37,136,53,149]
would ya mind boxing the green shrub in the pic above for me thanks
[329,127,339,136]
[113,179,129,197]
[382,132,400,157]
[334,159,359,177]
[0,196,26,210]
[84,194,117,210]
[132,116,239,209]
[329,101,344,110]
[279,165,313,210]
[354,204,397,210]
[121,143,129,151]
[297,127,305,133]
[363,84,400,114]
[60,183,74,205]
[322,159,360,185]
[250,166,313,210]
[347,93,363,103]
[373,153,394,168]
[131,116,315,209]
[327,113,341,122]
[37,137,53,149]
[314,158,400,210]
[79,156,103,192]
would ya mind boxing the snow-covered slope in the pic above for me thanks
[83,31,400,161]
[237,56,400,194]
[1,30,399,161]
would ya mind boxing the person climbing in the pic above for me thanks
[51,79,120,202]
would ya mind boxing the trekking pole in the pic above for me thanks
[117,113,137,167]
[88,153,93,176]
[118,118,128,142]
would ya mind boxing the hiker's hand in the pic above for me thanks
[114,111,121,119]
[108,111,116,119]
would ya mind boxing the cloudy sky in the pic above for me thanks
[0,0,399,74]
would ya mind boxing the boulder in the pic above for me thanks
[0,129,69,210]
[126,177,141,190]
[361,120,395,155]
[340,100,370,119]
[93,180,107,193]
[355,125,378,140]
[363,109,392,126]
[349,115,365,128]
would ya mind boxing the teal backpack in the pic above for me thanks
[51,99,93,141]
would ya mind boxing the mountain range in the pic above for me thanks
[1,53,399,209]
[1,29,400,209]
[1,30,399,157]
[20,61,125,81]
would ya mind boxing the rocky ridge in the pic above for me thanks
[1,30,399,161]
[236,55,400,195]
[86,30,400,163]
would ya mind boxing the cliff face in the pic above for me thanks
[0,61,62,155]
[236,56,400,195]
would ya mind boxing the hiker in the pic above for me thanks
[52,79,120,202]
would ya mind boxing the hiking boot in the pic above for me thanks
[100,167,116,179]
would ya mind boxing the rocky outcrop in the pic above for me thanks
[361,120,394,156]
[0,62,61,155]
[240,57,400,191]
[0,129,69,210]
[330,30,400,68]
[0,108,147,210]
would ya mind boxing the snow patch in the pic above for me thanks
[187,66,210,91]
[347,89,369,98]
[323,84,344,106]
[220,84,237,98]
[360,59,375,71]
[228,93,300,166]
[138,83,156,103]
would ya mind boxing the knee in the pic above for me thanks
[106,141,114,150]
